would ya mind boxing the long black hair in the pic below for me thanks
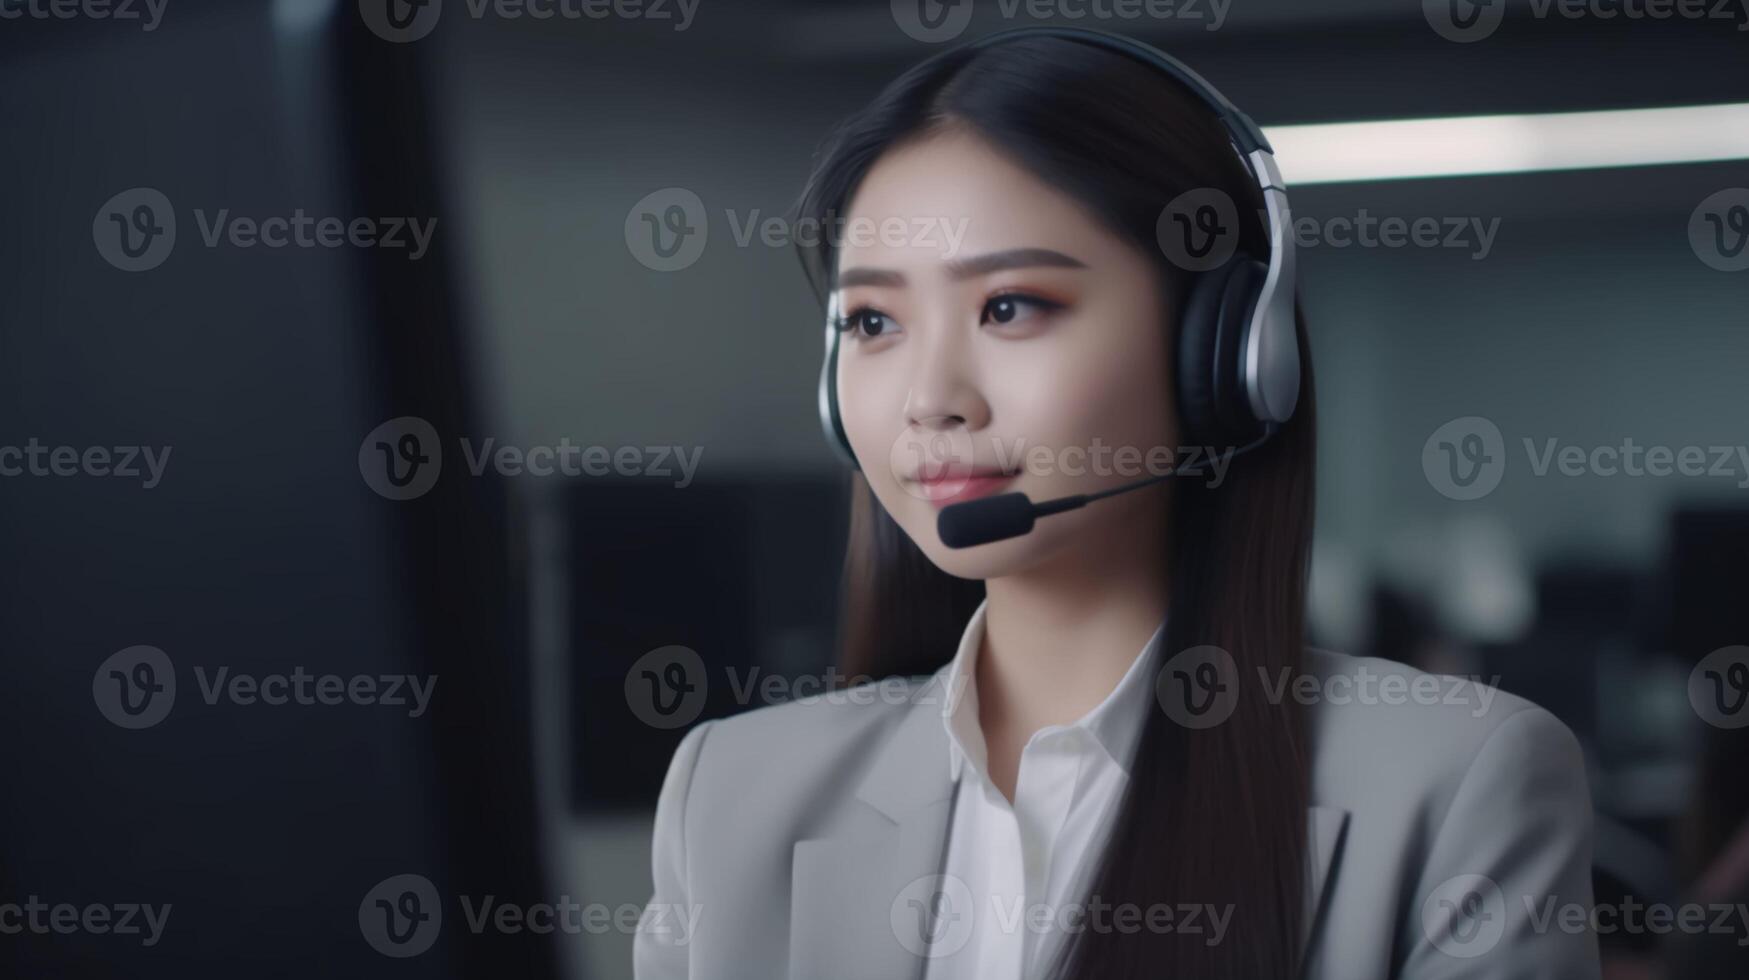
[793,34,1318,979]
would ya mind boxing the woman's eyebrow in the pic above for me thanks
[945,247,1088,280]
[836,266,906,289]
[837,247,1087,291]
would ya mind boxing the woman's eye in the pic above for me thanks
[837,308,899,340]
[980,293,1062,328]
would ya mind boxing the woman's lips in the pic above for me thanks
[909,471,1017,508]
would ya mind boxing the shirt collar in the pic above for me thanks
[940,597,1167,783]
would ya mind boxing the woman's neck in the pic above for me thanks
[973,500,1169,797]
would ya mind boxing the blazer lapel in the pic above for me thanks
[1302,804,1351,967]
[790,671,960,980]
[788,671,1352,978]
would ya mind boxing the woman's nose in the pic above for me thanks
[902,331,990,435]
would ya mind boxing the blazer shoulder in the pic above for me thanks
[698,670,940,750]
[676,671,947,819]
[1303,647,1566,741]
[1300,648,1588,815]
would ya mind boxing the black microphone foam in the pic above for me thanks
[931,428,1280,550]
[938,492,1037,549]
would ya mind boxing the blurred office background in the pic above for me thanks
[1,0,1746,976]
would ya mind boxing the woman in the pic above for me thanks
[635,27,1598,980]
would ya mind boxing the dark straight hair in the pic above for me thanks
[793,35,1317,980]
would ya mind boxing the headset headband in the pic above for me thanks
[818,27,1300,467]
[964,26,1274,156]
[959,27,1299,424]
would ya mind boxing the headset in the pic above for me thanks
[816,25,1300,473]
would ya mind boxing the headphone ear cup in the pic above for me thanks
[1175,257,1268,449]
[818,327,859,468]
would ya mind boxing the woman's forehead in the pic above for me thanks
[839,132,1117,273]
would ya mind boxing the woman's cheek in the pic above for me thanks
[839,359,908,488]
[990,349,1128,455]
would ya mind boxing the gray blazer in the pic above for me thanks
[634,648,1600,979]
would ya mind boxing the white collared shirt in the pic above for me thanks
[922,598,1166,979]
